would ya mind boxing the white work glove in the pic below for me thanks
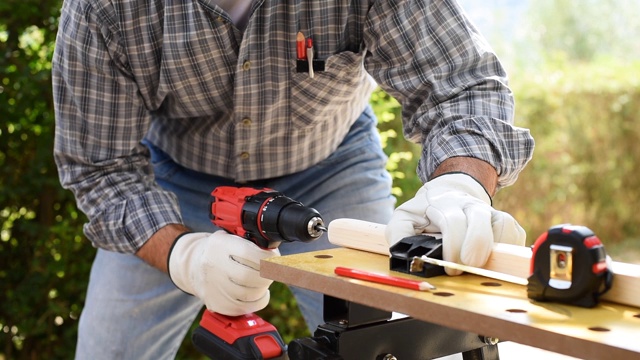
[168,231,280,316]
[385,173,525,275]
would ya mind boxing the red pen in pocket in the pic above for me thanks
[297,31,307,60]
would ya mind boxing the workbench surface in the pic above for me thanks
[261,248,640,360]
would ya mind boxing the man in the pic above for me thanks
[52,0,534,358]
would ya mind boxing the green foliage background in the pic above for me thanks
[2,0,639,358]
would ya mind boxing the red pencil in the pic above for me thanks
[334,266,436,291]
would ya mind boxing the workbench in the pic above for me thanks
[261,247,640,359]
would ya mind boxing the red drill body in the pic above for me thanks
[210,186,326,249]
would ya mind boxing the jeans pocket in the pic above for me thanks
[317,107,387,168]
[142,139,181,181]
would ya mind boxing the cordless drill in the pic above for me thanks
[192,186,326,360]
[209,186,327,248]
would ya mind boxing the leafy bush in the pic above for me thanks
[370,58,640,246]
[497,60,640,244]
[0,0,96,358]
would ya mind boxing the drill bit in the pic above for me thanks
[308,217,326,238]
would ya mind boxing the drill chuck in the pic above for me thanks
[210,187,326,249]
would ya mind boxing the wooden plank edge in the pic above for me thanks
[327,218,640,309]
[260,252,640,360]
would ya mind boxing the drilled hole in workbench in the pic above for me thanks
[588,327,610,332]
[314,254,333,259]
[481,282,502,287]
[433,292,454,297]
[506,309,527,313]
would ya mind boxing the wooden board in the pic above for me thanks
[327,218,640,308]
[261,247,640,360]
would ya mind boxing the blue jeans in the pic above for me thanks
[75,107,395,359]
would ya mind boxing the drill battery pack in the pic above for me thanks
[192,311,287,360]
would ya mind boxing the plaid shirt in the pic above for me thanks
[53,0,534,252]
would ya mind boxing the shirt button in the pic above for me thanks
[242,117,252,127]
[216,16,226,23]
[242,60,251,71]
[240,152,250,160]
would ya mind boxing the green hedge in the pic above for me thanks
[371,59,640,248]
[497,60,640,244]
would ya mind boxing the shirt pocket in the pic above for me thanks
[290,50,369,128]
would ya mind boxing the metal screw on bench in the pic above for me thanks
[481,336,500,345]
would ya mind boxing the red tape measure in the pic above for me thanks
[527,224,613,307]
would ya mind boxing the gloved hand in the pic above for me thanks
[385,173,525,275]
[168,231,280,316]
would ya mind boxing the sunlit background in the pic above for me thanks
[1,1,639,358]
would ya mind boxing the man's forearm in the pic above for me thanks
[136,223,191,272]
[431,157,498,197]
